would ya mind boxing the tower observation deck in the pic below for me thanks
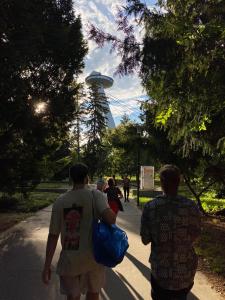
[85,71,115,128]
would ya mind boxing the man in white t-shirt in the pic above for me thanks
[42,163,116,300]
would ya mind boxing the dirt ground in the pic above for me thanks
[197,216,225,298]
[198,258,225,298]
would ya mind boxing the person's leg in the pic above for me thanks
[67,296,80,300]
[169,290,188,300]
[170,283,193,300]
[123,188,127,201]
[85,292,99,300]
[125,187,128,201]
[127,187,130,201]
[86,265,105,300]
[150,275,170,300]
[151,275,192,300]
[60,276,81,300]
[152,286,190,300]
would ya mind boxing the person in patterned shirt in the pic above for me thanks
[140,164,201,300]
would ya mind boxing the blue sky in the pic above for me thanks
[76,0,155,125]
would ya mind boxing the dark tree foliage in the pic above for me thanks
[141,102,214,213]
[0,0,87,193]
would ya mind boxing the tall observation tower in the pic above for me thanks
[85,71,115,128]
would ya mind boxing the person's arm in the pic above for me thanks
[102,182,107,191]
[42,199,61,284]
[94,190,116,224]
[117,187,123,198]
[42,233,59,284]
[101,208,116,224]
[140,203,152,245]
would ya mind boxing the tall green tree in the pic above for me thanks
[104,120,150,178]
[82,85,109,179]
[0,0,87,194]
[54,85,87,177]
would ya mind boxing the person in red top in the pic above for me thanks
[104,178,123,215]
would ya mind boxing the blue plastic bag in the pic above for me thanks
[92,220,129,268]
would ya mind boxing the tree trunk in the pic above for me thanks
[183,174,207,215]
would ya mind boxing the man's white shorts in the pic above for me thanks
[60,265,105,297]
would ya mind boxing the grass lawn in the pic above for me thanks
[0,191,59,232]
[139,184,225,213]
[0,212,33,233]
[140,195,225,212]
[37,182,70,189]
[17,191,59,212]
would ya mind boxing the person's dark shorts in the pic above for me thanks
[151,275,193,300]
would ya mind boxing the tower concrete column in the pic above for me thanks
[85,71,115,128]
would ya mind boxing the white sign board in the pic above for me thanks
[140,166,154,190]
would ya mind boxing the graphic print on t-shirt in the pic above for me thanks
[63,204,83,250]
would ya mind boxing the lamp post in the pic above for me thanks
[136,126,142,207]
[72,88,82,162]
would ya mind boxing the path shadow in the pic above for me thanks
[0,228,138,300]
[0,228,63,300]
[126,252,200,300]
[126,252,151,281]
[116,271,144,300]
[0,225,201,300]
[101,268,139,300]
[187,292,200,300]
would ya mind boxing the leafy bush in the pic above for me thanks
[0,196,19,210]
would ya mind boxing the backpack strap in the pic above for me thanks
[91,190,96,220]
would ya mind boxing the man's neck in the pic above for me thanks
[72,183,85,190]
[163,190,178,197]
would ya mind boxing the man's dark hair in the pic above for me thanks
[108,178,114,187]
[70,163,88,184]
[159,164,180,186]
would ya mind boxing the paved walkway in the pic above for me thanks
[0,199,223,300]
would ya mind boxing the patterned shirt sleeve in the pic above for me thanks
[140,202,152,245]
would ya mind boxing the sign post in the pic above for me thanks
[140,166,154,190]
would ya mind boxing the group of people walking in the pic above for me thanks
[42,163,201,300]
[96,174,130,215]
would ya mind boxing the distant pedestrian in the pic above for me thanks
[122,175,130,202]
[112,174,117,186]
[42,163,116,300]
[140,164,201,300]
[96,175,106,192]
[104,178,123,215]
